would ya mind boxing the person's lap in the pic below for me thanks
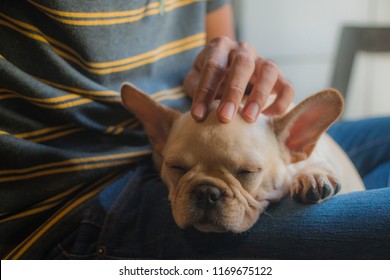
[44,117,390,259]
[45,164,390,259]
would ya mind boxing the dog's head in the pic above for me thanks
[121,84,343,233]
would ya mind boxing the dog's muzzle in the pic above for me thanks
[193,185,223,210]
[190,184,227,232]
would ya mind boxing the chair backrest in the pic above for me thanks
[331,26,390,98]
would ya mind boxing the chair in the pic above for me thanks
[331,26,390,98]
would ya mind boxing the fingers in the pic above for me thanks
[186,36,295,123]
[217,42,256,123]
[262,77,295,116]
[241,59,279,122]
[242,60,295,122]
[191,37,235,121]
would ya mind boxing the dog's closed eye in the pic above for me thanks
[166,162,190,174]
[235,168,262,178]
[236,169,253,175]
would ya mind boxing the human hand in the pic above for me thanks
[184,36,295,123]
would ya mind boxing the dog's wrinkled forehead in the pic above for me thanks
[164,108,275,165]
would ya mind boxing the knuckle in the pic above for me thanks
[234,52,255,67]
[253,86,268,98]
[238,41,257,54]
[227,83,245,98]
[198,86,216,97]
[209,35,232,48]
[261,60,278,72]
[238,41,251,50]
[205,59,225,73]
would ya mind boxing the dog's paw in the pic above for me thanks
[291,173,341,204]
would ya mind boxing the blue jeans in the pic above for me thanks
[42,117,390,259]
[327,117,390,190]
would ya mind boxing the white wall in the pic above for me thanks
[234,0,390,119]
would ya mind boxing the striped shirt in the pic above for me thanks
[0,0,229,258]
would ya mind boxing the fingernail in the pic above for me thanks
[243,102,260,121]
[193,103,207,120]
[220,102,235,122]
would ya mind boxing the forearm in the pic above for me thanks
[206,3,236,41]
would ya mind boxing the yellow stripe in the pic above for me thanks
[0,13,205,74]
[0,18,48,44]
[105,119,136,134]
[0,89,80,103]
[104,85,187,135]
[0,12,204,69]
[0,184,84,224]
[155,92,187,102]
[37,77,119,97]
[5,171,125,259]
[89,33,205,69]
[0,88,16,100]
[151,86,184,99]
[112,120,139,135]
[42,6,160,26]
[0,159,138,183]
[0,150,151,177]
[38,183,84,205]
[0,204,57,225]
[0,12,127,73]
[0,12,112,70]
[35,78,121,103]
[1,88,186,141]
[0,12,100,70]
[32,98,92,109]
[0,89,93,109]
[150,86,187,103]
[28,127,85,143]
[79,38,205,75]
[27,0,162,18]
[112,127,125,136]
[0,12,41,32]
[50,34,205,73]
[16,96,91,109]
[0,125,84,144]
[14,124,75,139]
[17,93,79,103]
[28,0,202,26]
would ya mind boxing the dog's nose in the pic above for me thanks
[194,185,223,209]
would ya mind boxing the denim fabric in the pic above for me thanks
[44,117,390,260]
[328,117,390,189]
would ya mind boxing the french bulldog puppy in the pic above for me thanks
[121,84,365,233]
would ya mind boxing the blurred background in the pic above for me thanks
[232,0,390,119]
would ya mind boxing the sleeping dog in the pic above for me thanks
[121,84,365,233]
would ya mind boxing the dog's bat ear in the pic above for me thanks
[273,89,344,163]
[121,83,180,155]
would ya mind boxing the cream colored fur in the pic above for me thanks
[121,84,364,233]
